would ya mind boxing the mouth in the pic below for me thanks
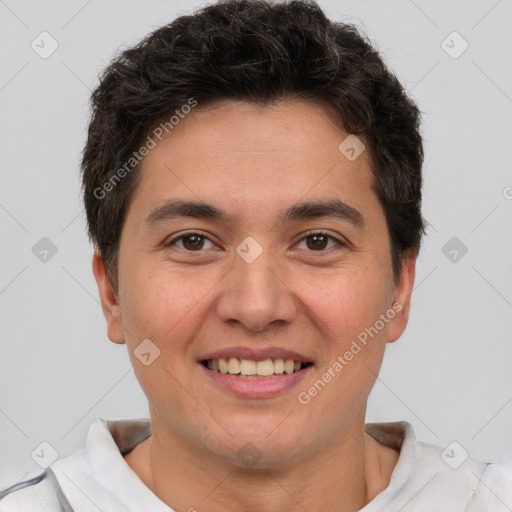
[198,355,315,399]
[200,357,313,378]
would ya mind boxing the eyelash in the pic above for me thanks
[165,230,347,253]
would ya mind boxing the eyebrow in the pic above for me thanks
[279,199,365,227]
[145,199,365,229]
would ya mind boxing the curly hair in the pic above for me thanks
[81,0,425,290]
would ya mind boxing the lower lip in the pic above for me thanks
[198,363,314,399]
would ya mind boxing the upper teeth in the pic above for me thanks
[206,358,303,376]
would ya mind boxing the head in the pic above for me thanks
[86,0,425,466]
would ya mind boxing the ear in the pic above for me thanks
[92,249,125,344]
[387,248,418,343]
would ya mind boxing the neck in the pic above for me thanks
[124,412,397,512]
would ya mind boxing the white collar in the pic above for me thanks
[82,418,417,511]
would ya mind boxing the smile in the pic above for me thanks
[199,358,314,399]
[202,357,312,377]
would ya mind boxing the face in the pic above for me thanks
[94,99,416,466]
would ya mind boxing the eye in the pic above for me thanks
[295,230,346,252]
[165,230,347,253]
[165,231,217,251]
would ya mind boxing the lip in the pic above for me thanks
[198,346,312,363]
[199,362,314,399]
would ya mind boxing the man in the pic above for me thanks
[1,0,510,510]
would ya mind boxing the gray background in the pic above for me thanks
[1,0,511,490]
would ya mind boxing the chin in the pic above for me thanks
[209,425,305,468]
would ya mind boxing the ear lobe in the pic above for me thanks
[387,248,418,343]
[92,249,125,344]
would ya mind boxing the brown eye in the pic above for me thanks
[182,234,205,250]
[296,231,345,252]
[166,232,216,251]
[306,234,329,250]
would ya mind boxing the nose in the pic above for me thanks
[215,250,298,332]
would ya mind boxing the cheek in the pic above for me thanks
[295,271,389,427]
[118,265,216,417]
[119,262,215,342]
[295,267,390,397]
[295,266,390,341]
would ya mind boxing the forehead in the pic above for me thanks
[129,99,379,228]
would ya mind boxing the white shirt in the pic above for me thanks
[1,418,511,511]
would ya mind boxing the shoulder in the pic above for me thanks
[466,461,512,511]
[365,422,512,510]
[0,469,73,512]
[0,418,152,512]
[412,437,512,510]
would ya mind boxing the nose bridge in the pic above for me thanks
[215,242,297,331]
[238,250,280,299]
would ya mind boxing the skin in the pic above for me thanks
[93,99,416,511]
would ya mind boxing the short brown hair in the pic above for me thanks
[81,0,425,290]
